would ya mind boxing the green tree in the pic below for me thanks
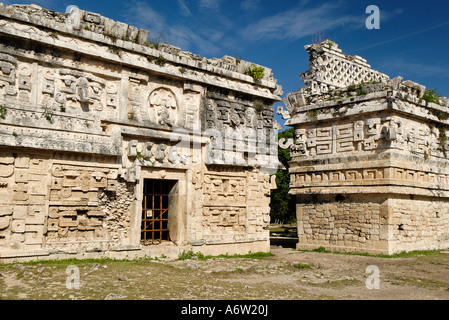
[270,128,296,224]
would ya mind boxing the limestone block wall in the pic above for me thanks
[390,196,449,252]
[297,194,387,253]
[0,4,281,261]
[282,41,449,255]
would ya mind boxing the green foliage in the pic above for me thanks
[0,104,7,119]
[178,250,206,261]
[253,100,265,113]
[108,45,123,57]
[438,131,447,151]
[155,55,166,66]
[325,39,335,49]
[423,88,442,106]
[270,128,296,224]
[148,55,167,66]
[430,109,449,121]
[136,151,147,160]
[103,31,118,42]
[306,109,320,119]
[247,64,265,81]
[347,83,368,96]
[42,106,55,124]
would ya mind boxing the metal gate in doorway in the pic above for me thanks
[141,179,176,244]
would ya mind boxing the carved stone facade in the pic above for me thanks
[0,4,281,261]
[281,41,449,255]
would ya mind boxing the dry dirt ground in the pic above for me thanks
[1,243,449,301]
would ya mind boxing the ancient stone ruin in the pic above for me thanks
[280,40,449,255]
[0,4,283,261]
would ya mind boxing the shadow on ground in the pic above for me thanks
[270,237,298,249]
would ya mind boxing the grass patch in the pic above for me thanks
[293,263,312,269]
[4,256,165,267]
[391,275,449,290]
[269,226,298,237]
[178,251,206,261]
[300,247,443,258]
[308,278,362,288]
[215,252,274,259]
[13,257,133,266]
[177,251,274,261]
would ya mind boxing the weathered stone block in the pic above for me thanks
[136,29,150,45]
[24,225,43,245]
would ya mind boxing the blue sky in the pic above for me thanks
[3,0,449,129]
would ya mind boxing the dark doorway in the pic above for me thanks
[141,179,177,245]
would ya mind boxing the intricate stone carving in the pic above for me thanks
[18,63,32,102]
[183,92,200,130]
[0,53,18,98]
[149,87,178,127]
[56,69,106,111]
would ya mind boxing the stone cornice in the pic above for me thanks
[0,3,282,101]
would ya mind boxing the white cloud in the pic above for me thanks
[355,19,449,52]
[177,0,192,16]
[122,1,225,56]
[198,0,220,10]
[123,1,166,31]
[241,0,260,11]
[379,59,449,80]
[240,1,361,42]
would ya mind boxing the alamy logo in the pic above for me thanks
[365,265,380,289]
[66,265,80,290]
[66,5,81,31]
[366,5,380,30]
